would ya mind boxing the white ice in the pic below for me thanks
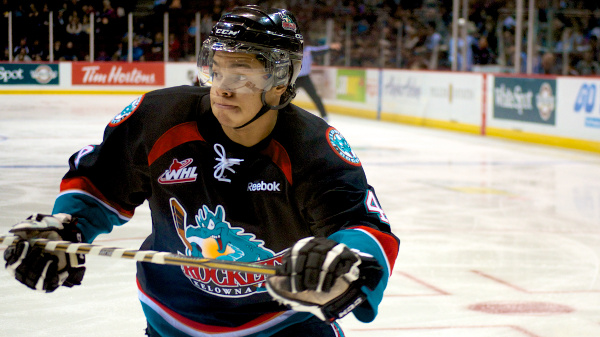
[1,94,599,337]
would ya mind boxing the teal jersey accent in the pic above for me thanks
[52,192,129,243]
[328,229,390,323]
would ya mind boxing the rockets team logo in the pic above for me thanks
[158,158,198,184]
[109,95,144,127]
[326,127,361,166]
[170,198,282,297]
[278,13,297,32]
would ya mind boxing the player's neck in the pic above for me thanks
[223,110,278,147]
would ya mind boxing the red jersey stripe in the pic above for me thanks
[261,139,293,185]
[349,225,399,274]
[137,279,287,333]
[60,176,135,218]
[148,122,205,166]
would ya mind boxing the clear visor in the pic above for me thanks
[198,38,290,94]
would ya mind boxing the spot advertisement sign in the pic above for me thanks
[493,76,556,126]
[0,64,59,85]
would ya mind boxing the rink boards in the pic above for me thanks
[1,61,599,153]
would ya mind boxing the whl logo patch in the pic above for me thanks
[158,158,198,184]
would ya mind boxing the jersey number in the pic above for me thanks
[365,190,389,224]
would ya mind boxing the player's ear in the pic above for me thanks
[272,84,287,95]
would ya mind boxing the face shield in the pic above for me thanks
[198,37,292,94]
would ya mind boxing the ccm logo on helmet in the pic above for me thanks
[247,181,281,192]
[215,28,239,36]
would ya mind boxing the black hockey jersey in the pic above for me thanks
[53,86,399,336]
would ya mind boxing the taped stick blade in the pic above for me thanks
[170,198,193,251]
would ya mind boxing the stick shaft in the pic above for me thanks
[0,235,276,276]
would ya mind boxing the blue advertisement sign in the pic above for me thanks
[573,83,600,129]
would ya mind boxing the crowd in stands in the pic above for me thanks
[2,0,600,75]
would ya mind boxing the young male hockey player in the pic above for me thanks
[4,5,399,336]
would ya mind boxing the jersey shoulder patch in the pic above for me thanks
[109,94,145,127]
[326,126,361,166]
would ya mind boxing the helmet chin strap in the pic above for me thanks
[233,91,293,129]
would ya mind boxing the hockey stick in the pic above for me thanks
[0,234,277,276]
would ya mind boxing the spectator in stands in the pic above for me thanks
[51,40,64,61]
[148,31,164,61]
[473,36,496,65]
[575,49,600,75]
[15,47,32,62]
[27,3,44,41]
[95,50,111,61]
[29,39,45,61]
[538,52,561,74]
[100,0,117,19]
[112,38,145,62]
[81,12,91,37]
[169,33,182,61]
[112,42,125,60]
[589,34,600,62]
[448,22,477,71]
[480,15,499,56]
[13,37,29,58]
[413,22,442,69]
[66,13,83,37]
[56,3,68,32]
[423,22,442,55]
[61,40,79,61]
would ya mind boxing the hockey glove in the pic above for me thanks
[4,213,86,292]
[266,237,383,322]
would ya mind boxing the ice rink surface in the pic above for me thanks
[1,94,599,337]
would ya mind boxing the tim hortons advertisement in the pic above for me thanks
[72,62,165,86]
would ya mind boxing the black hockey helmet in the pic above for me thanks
[198,5,304,124]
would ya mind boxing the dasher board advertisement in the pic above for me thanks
[493,76,556,126]
[556,77,600,141]
[0,64,59,85]
[72,62,165,86]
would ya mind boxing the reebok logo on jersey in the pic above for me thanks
[247,181,281,192]
[158,158,198,184]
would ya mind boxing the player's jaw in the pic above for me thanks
[210,90,263,128]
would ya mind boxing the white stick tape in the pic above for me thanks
[134,251,148,261]
[44,241,60,251]
[66,243,87,253]
[89,246,103,255]
[111,249,126,258]
[151,252,169,264]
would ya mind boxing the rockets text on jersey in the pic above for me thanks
[171,199,281,297]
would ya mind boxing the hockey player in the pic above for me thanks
[4,5,399,337]
[295,40,342,121]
